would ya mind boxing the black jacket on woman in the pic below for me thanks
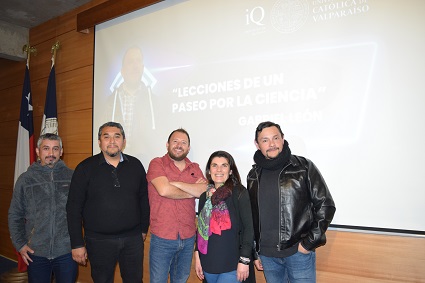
[197,185,255,281]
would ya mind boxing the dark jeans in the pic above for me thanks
[28,252,77,283]
[259,252,316,283]
[85,234,144,283]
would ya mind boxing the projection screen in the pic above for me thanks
[93,0,425,234]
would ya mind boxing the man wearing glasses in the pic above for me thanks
[67,121,150,282]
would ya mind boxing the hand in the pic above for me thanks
[194,251,204,280]
[142,233,147,241]
[237,262,249,282]
[254,259,263,271]
[298,243,310,254]
[195,178,207,184]
[72,247,88,265]
[19,245,34,266]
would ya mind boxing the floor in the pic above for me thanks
[0,255,26,282]
[0,255,17,275]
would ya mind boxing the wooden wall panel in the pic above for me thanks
[0,155,16,190]
[52,31,94,74]
[58,65,94,111]
[0,120,19,157]
[0,221,15,259]
[0,85,22,122]
[77,0,162,31]
[316,230,425,282]
[28,68,93,117]
[58,109,92,154]
[0,58,26,89]
[30,14,78,46]
[62,153,93,170]
[0,189,15,259]
[28,32,93,83]
[76,264,92,283]
[0,189,12,220]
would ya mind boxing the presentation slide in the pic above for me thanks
[93,0,425,234]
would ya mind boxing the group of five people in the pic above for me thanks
[8,120,335,283]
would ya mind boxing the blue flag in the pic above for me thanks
[40,64,58,134]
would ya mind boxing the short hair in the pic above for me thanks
[98,122,126,140]
[37,133,62,149]
[255,121,284,142]
[167,128,190,145]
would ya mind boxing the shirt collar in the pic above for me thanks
[98,152,127,165]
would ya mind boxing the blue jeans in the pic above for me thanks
[259,251,316,283]
[204,270,238,283]
[85,234,144,283]
[27,253,77,283]
[149,233,195,283]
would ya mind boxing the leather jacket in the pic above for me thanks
[247,155,335,254]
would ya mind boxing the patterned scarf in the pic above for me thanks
[197,184,232,254]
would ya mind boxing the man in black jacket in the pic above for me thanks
[247,121,335,283]
[66,122,150,282]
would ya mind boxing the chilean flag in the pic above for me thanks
[13,64,35,272]
[14,65,35,184]
[40,61,58,135]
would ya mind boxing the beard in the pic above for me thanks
[168,147,188,161]
[104,144,122,158]
[106,150,120,157]
[45,156,57,165]
[265,147,280,159]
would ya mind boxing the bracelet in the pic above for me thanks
[238,256,250,265]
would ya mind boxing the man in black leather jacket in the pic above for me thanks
[247,121,335,283]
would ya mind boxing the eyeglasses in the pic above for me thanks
[112,168,120,188]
